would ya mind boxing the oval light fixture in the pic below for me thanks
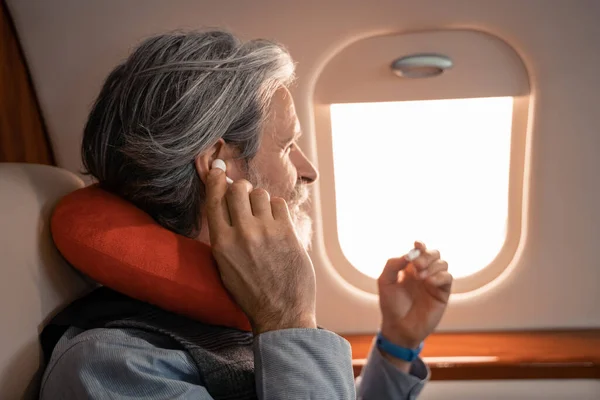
[391,53,453,78]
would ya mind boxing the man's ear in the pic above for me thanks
[194,139,231,184]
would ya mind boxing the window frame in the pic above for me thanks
[310,29,531,294]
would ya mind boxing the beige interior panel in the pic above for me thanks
[314,30,529,104]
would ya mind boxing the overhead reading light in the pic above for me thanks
[391,53,453,78]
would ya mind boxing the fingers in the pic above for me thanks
[207,169,279,235]
[271,197,292,221]
[250,188,273,219]
[226,180,254,226]
[378,257,410,284]
[379,243,444,285]
[205,168,232,242]
[414,241,426,252]
[412,246,441,272]
[419,259,448,279]
[409,242,449,282]
[426,271,453,293]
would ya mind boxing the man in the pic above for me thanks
[40,30,452,399]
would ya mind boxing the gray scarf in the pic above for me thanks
[41,287,257,400]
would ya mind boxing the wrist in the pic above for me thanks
[253,312,317,335]
[376,330,424,363]
[378,348,412,373]
[380,324,422,349]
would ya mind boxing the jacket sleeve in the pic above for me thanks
[355,338,429,399]
[254,328,429,400]
[254,328,356,399]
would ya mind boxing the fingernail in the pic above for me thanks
[210,168,223,176]
[419,270,428,279]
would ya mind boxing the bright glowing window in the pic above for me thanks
[330,97,514,279]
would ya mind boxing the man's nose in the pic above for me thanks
[294,147,319,184]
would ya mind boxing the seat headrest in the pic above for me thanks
[0,163,91,399]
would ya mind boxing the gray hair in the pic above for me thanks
[82,30,295,237]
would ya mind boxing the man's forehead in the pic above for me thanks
[268,88,300,139]
[271,88,295,118]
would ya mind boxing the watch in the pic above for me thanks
[376,332,424,362]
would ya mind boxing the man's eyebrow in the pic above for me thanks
[280,123,302,145]
[285,131,302,146]
[279,134,295,147]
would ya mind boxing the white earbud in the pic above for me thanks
[406,248,421,262]
[211,159,234,184]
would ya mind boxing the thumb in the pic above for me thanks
[378,257,410,284]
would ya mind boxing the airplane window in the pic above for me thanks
[329,97,513,279]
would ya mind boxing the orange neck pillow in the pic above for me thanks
[50,185,252,332]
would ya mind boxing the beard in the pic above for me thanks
[287,186,313,251]
[246,163,313,250]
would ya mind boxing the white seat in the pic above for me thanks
[0,163,91,400]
